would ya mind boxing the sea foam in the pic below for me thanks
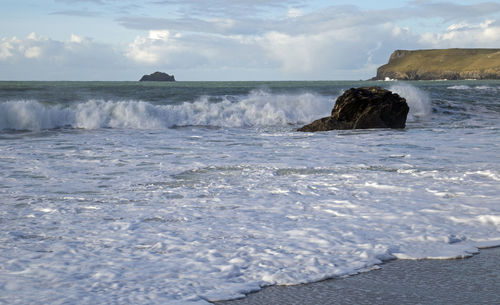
[0,100,73,130]
[447,85,500,91]
[0,90,333,131]
[389,84,432,121]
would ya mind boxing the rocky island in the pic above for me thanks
[139,71,176,82]
[374,49,500,80]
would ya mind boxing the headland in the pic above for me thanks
[374,48,500,80]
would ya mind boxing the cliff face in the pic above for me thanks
[375,49,500,80]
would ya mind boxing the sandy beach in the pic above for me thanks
[214,246,500,305]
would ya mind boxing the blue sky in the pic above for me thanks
[1,0,500,80]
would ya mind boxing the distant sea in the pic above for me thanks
[1,80,499,304]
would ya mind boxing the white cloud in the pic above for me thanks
[0,38,15,60]
[70,34,84,43]
[259,32,313,72]
[27,32,39,40]
[446,22,469,31]
[287,8,303,18]
[126,30,188,64]
[0,33,129,80]
[152,0,303,18]
[0,33,47,60]
[420,19,500,48]
[256,29,370,75]
[24,46,42,59]
[148,30,170,41]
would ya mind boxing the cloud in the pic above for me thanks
[420,19,500,47]
[152,0,304,17]
[410,1,500,22]
[0,33,52,61]
[125,29,274,72]
[287,8,303,18]
[118,16,248,35]
[52,0,144,15]
[0,39,14,60]
[50,9,102,17]
[117,5,376,36]
[54,0,106,4]
[0,33,128,80]
[118,1,500,37]
[126,30,188,64]
[121,19,425,80]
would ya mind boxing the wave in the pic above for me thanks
[0,85,443,132]
[0,90,333,131]
[447,85,499,91]
[389,84,432,121]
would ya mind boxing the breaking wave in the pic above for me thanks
[389,84,432,121]
[0,85,453,132]
[447,85,500,91]
[0,90,333,131]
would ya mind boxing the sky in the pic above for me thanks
[1,0,500,81]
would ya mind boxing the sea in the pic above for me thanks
[0,80,499,304]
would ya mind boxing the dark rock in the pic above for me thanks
[140,71,175,82]
[298,87,409,132]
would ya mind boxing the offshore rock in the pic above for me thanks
[139,71,176,82]
[298,87,409,132]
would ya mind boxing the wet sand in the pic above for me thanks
[213,247,500,305]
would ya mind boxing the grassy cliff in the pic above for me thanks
[375,49,500,80]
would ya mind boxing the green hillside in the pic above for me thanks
[375,49,500,80]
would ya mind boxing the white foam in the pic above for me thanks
[474,85,494,90]
[389,84,432,121]
[477,215,500,226]
[0,100,73,130]
[0,90,332,131]
[447,85,471,90]
[465,170,500,181]
[448,85,499,91]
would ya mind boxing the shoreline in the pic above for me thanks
[213,246,500,305]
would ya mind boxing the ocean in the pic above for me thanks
[0,80,499,304]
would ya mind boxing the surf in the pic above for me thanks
[0,90,333,131]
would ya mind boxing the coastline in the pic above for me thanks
[213,246,500,305]
[374,49,500,81]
